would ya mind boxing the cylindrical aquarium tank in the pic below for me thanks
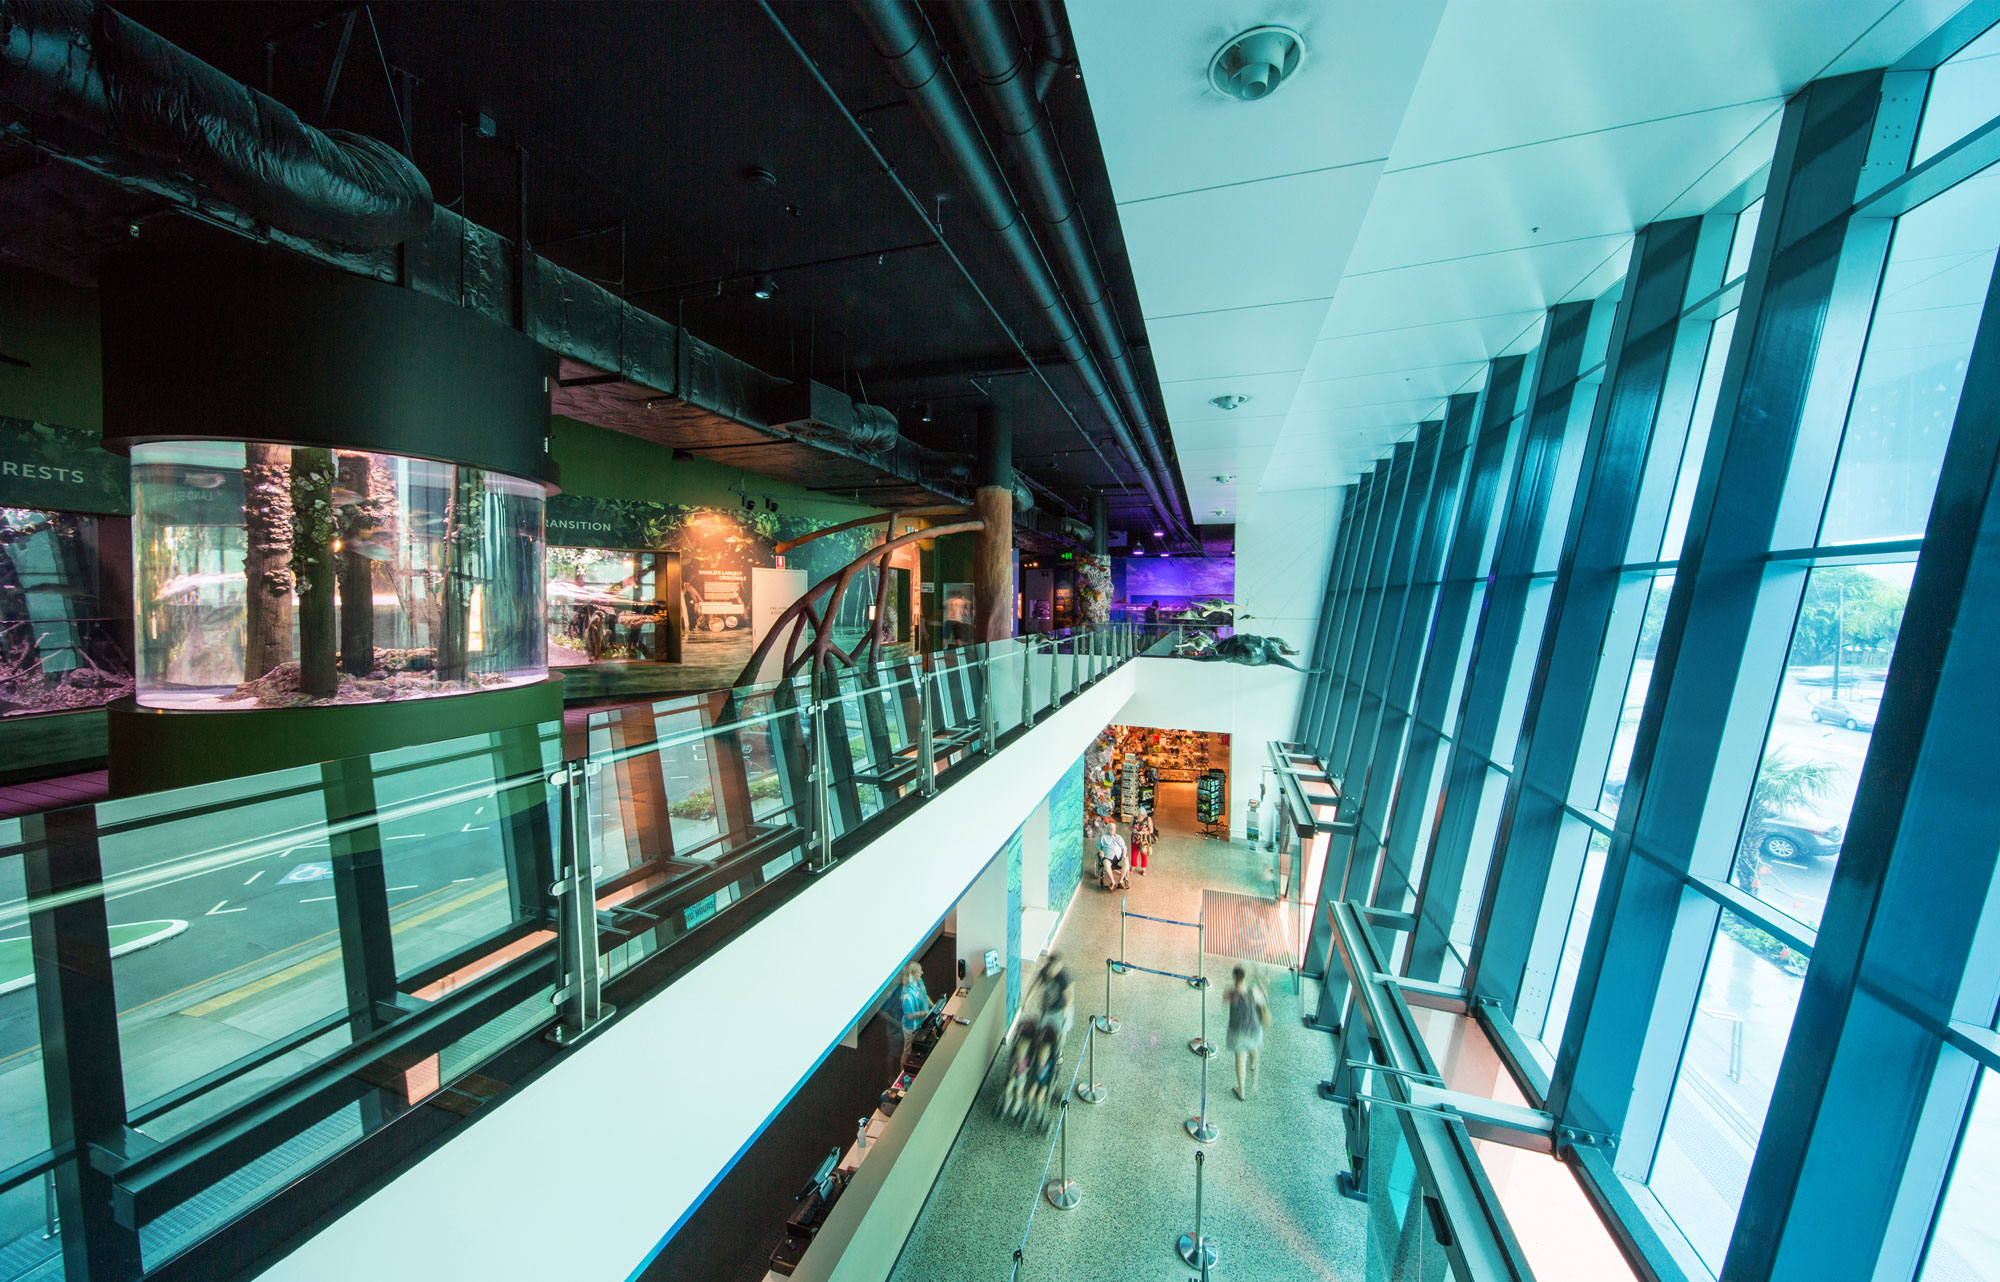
[98,234,561,790]
[131,442,545,709]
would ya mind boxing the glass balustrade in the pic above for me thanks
[0,622,1135,1282]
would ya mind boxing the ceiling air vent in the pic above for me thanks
[1208,26,1305,102]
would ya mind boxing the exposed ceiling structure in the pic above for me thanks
[1071,0,1967,515]
[8,0,1195,545]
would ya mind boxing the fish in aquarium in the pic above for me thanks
[330,487,369,506]
[180,472,228,489]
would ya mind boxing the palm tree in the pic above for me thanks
[1739,749,1842,880]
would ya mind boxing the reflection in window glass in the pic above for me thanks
[1600,574,1673,815]
[1923,1069,2000,1280]
[1732,563,1911,930]
[1822,168,2000,545]
[1662,311,1736,560]
[1726,199,1763,284]
[1540,832,1609,1055]
[1650,911,1807,1274]
[1915,23,2000,167]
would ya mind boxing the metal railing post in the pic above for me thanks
[1069,633,1081,699]
[1050,634,1061,709]
[1190,961,1214,1057]
[548,759,612,1045]
[1075,1020,1106,1104]
[918,658,938,797]
[980,644,997,755]
[1094,957,1120,1034]
[1044,1100,1080,1209]
[1184,976,1218,1142]
[1021,636,1037,729]
[1178,1147,1218,1271]
[807,676,835,872]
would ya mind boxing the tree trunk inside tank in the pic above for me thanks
[336,452,376,676]
[242,443,295,681]
[290,448,338,698]
[434,465,482,684]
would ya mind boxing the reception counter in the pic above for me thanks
[782,970,1007,1282]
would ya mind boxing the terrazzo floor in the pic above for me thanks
[889,781,1367,1282]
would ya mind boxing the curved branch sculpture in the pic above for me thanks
[734,519,984,687]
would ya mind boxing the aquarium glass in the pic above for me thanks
[131,442,545,709]
[0,506,130,716]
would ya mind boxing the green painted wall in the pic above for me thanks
[550,416,866,524]
[0,266,102,432]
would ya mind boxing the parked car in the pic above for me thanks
[1757,813,1844,865]
[1808,697,1875,731]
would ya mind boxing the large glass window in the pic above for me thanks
[1649,910,1808,1273]
[1822,167,2000,546]
[1731,562,1911,928]
[1924,1070,2000,1280]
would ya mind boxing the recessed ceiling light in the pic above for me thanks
[1152,529,1165,538]
[1209,394,1250,411]
[1208,26,1305,103]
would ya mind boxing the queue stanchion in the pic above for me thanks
[1114,895,1129,973]
[1043,1100,1080,1210]
[1190,965,1215,1058]
[1075,1017,1106,1104]
[1094,957,1120,1035]
[1192,905,1206,989]
[1177,1147,1219,1272]
[1185,976,1219,1142]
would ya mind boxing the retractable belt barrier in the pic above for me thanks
[1114,896,1213,1054]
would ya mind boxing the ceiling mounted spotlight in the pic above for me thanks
[919,402,934,424]
[751,274,778,301]
[741,495,755,511]
[1213,473,1235,484]
[766,498,779,512]
[1152,529,1165,538]
[1209,26,1305,103]
[1213,509,1229,517]
[1209,394,1250,411]
[742,165,778,191]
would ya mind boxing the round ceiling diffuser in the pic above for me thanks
[1208,25,1305,102]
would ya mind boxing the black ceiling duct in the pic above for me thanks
[0,0,433,247]
[954,0,1186,532]
[850,0,1190,539]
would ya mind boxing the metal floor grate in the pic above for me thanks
[1200,889,1297,968]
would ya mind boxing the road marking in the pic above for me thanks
[452,877,475,883]
[300,895,335,904]
[205,900,247,916]
[387,884,419,892]
[387,835,425,841]
[243,870,265,886]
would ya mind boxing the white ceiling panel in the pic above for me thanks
[1144,298,1336,385]
[1388,0,1917,168]
[1120,162,1382,319]
[1346,103,1780,275]
[1158,370,1305,425]
[1072,0,1943,526]
[1305,311,1548,380]
[1172,416,1290,452]
[1066,0,1446,203]
[1319,234,1632,337]
[1289,365,1485,412]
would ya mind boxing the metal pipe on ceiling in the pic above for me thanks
[953,0,1188,534]
[847,0,1191,541]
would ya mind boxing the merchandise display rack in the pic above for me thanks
[1196,768,1226,839]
